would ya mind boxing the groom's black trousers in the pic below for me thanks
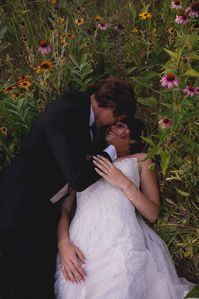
[0,199,61,299]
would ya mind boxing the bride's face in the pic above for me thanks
[105,122,131,143]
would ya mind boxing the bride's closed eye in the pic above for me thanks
[115,123,127,129]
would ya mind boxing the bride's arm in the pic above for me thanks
[123,153,160,223]
[93,154,160,223]
[57,189,87,283]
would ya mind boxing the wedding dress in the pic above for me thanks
[54,157,195,299]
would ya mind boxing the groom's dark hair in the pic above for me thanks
[88,76,137,117]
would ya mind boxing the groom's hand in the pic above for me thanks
[111,137,137,157]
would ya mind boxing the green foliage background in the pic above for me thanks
[0,0,199,286]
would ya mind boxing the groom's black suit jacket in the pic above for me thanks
[0,90,109,232]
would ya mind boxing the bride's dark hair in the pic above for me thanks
[121,117,147,154]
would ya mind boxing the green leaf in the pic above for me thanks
[137,97,157,107]
[184,284,199,298]
[0,26,7,40]
[141,136,155,146]
[163,48,178,60]
[80,54,88,65]
[69,55,79,68]
[188,53,199,61]
[143,71,159,80]
[184,69,199,78]
[17,98,25,112]
[160,151,170,176]
[175,187,190,197]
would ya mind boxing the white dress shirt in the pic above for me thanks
[89,106,117,161]
[49,106,117,203]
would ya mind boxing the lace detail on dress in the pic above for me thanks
[55,157,195,299]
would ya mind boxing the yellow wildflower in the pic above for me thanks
[0,127,8,137]
[48,0,57,4]
[18,79,32,89]
[11,92,24,99]
[74,18,85,26]
[167,27,174,34]
[3,85,16,94]
[57,16,65,24]
[95,15,102,22]
[66,32,75,39]
[139,12,152,20]
[131,27,138,33]
[34,61,54,73]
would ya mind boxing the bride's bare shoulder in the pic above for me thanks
[128,153,154,168]
[127,152,149,161]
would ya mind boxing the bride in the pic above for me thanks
[54,118,195,299]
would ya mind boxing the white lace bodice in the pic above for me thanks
[69,157,146,259]
[55,157,194,299]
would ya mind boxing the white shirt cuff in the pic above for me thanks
[104,145,117,161]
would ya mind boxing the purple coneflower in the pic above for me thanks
[160,73,179,89]
[38,40,51,55]
[183,85,199,96]
[175,13,189,24]
[171,0,182,9]
[97,23,108,30]
[185,2,199,18]
[158,117,173,129]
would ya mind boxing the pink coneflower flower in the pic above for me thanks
[171,0,182,9]
[183,85,199,96]
[185,2,199,18]
[160,73,179,89]
[158,117,173,129]
[97,23,108,30]
[175,13,189,24]
[38,40,51,55]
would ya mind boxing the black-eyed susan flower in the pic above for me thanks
[34,61,54,73]
[138,12,152,20]
[38,40,51,55]
[57,16,65,24]
[40,80,48,87]
[3,85,16,94]
[95,15,102,22]
[59,34,68,45]
[66,32,75,39]
[185,2,199,18]
[167,27,174,33]
[11,92,24,99]
[0,127,8,136]
[74,18,85,26]
[18,78,32,89]
[131,27,138,33]
[160,73,179,89]
[49,0,57,4]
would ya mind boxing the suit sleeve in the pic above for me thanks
[43,102,111,192]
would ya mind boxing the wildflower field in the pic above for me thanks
[0,0,199,288]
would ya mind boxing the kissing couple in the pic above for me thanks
[0,77,195,299]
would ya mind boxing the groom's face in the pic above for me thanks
[95,107,124,128]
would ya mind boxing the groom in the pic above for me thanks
[0,77,136,299]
